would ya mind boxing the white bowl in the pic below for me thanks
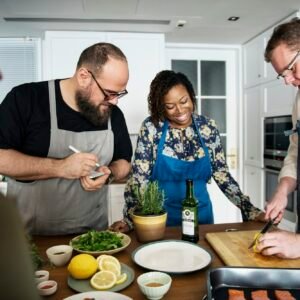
[137,271,172,300]
[37,280,57,296]
[46,245,73,267]
[35,270,49,284]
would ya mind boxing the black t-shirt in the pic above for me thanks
[0,80,132,162]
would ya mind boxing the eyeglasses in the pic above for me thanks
[277,50,300,79]
[87,70,128,101]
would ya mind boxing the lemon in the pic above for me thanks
[116,273,128,285]
[252,232,262,253]
[67,254,98,279]
[90,270,117,290]
[98,255,121,276]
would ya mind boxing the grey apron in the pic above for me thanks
[296,119,300,232]
[7,80,114,235]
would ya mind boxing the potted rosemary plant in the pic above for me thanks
[131,181,167,242]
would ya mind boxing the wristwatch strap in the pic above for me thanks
[106,168,115,184]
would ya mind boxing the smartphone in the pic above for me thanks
[89,171,105,180]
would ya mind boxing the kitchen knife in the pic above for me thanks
[248,217,276,249]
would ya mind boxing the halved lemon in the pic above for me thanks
[253,232,262,253]
[116,273,128,285]
[90,270,117,290]
[98,255,121,276]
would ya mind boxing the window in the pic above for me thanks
[171,59,227,153]
[0,38,41,103]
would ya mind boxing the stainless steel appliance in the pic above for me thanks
[264,115,297,224]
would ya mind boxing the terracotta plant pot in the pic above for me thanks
[132,212,167,243]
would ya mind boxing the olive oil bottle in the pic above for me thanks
[181,179,199,243]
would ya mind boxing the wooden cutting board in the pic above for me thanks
[206,230,300,268]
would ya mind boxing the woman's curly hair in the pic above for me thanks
[148,70,197,126]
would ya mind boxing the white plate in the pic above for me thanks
[132,240,212,274]
[64,291,132,300]
[70,231,131,255]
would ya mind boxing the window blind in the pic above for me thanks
[0,38,41,103]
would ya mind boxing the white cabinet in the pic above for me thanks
[244,86,263,167]
[263,80,296,117]
[262,29,279,83]
[43,31,106,80]
[243,35,264,88]
[244,165,264,210]
[207,180,242,224]
[107,33,165,133]
[107,184,125,226]
[243,32,277,88]
[42,31,165,134]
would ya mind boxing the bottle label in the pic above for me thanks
[182,208,196,236]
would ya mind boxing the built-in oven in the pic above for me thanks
[264,115,297,225]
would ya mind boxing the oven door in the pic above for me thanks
[265,168,297,223]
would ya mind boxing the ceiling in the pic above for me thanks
[0,0,299,45]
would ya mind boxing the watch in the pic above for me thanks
[106,168,115,184]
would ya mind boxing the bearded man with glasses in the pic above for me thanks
[0,42,132,235]
[256,18,300,258]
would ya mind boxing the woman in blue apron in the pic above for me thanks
[110,70,264,232]
[151,116,213,226]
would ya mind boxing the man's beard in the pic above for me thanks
[75,90,112,126]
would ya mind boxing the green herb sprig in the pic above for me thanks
[134,180,165,215]
[71,230,123,251]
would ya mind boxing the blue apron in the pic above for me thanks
[151,116,213,226]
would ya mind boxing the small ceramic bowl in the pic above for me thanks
[34,270,49,284]
[37,280,57,296]
[46,245,73,267]
[137,271,172,300]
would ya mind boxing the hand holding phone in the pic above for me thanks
[89,171,105,180]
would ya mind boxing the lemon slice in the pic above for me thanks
[90,270,117,290]
[116,272,127,285]
[98,255,121,275]
[100,261,121,277]
[96,254,110,265]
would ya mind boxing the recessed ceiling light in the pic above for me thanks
[176,20,187,27]
[228,16,239,21]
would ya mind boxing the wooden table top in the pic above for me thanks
[33,221,262,299]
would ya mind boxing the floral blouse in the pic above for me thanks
[122,114,262,228]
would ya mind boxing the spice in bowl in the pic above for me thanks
[34,270,49,284]
[37,280,57,296]
[46,245,73,267]
[137,271,172,300]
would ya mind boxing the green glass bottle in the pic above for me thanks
[181,179,199,243]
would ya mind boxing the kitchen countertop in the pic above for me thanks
[33,221,263,299]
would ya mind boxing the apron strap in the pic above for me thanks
[296,120,300,232]
[47,80,112,130]
[48,80,58,130]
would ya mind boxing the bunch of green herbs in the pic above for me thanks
[71,230,123,251]
[134,180,165,215]
[26,235,43,270]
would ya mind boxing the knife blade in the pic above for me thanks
[248,218,276,249]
